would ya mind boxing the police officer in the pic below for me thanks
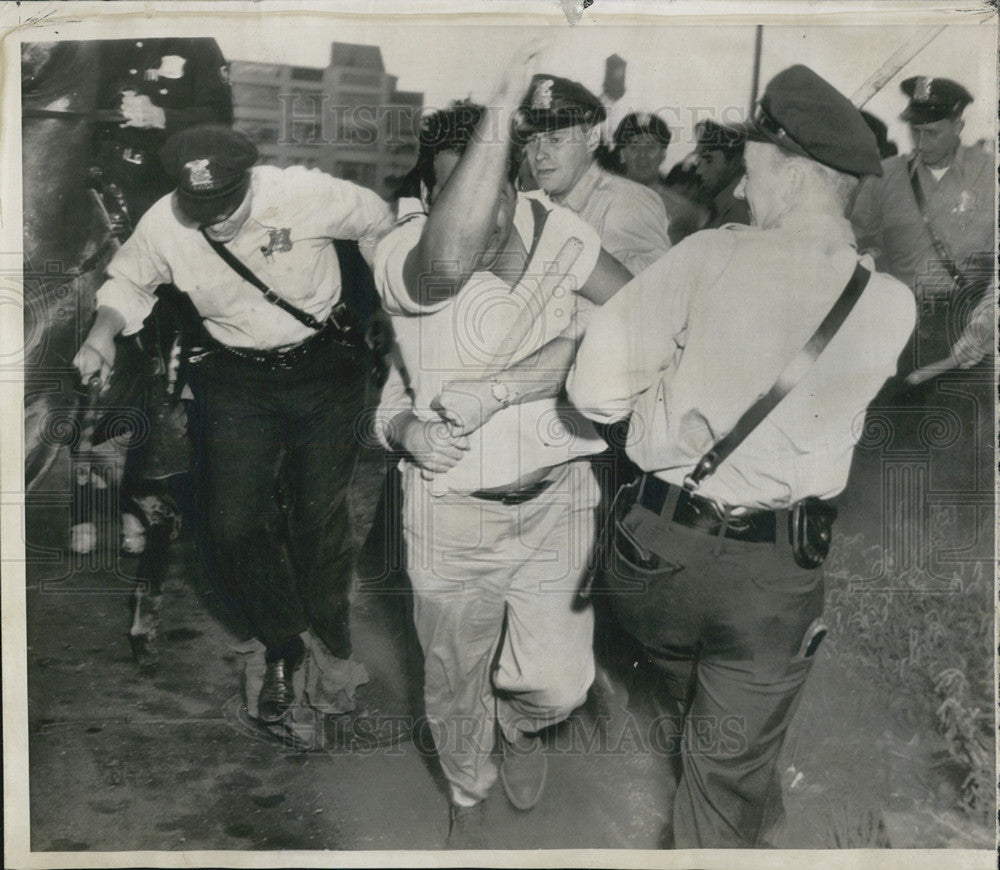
[851,76,993,372]
[519,75,671,275]
[612,111,672,188]
[74,125,393,724]
[567,65,915,848]
[94,37,233,221]
[693,119,752,229]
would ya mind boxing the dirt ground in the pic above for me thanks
[19,370,996,855]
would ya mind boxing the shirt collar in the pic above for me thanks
[551,161,601,213]
[776,211,857,248]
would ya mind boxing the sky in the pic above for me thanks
[209,11,997,167]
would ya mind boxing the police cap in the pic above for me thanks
[899,76,972,124]
[614,112,672,148]
[518,74,606,132]
[695,119,746,154]
[743,65,882,177]
[160,124,258,223]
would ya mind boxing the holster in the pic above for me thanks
[788,497,837,570]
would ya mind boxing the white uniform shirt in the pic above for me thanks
[375,191,607,493]
[95,165,393,349]
[567,215,916,509]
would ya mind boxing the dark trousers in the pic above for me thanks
[191,334,367,656]
[607,482,825,849]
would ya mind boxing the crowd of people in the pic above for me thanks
[71,39,994,850]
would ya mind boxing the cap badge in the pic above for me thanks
[914,77,933,103]
[531,79,554,110]
[185,158,214,190]
[636,111,650,126]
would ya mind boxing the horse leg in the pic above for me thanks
[127,491,178,670]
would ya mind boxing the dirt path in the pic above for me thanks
[23,372,994,852]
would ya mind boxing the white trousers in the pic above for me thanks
[402,459,599,805]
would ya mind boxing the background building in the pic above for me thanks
[230,41,423,198]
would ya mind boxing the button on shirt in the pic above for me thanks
[374,192,607,492]
[567,217,916,509]
[95,165,393,348]
[850,145,994,293]
[552,162,671,275]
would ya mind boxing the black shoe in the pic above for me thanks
[447,802,487,849]
[258,642,304,723]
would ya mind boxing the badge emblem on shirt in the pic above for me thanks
[913,76,933,102]
[185,159,214,190]
[261,228,293,259]
[531,79,554,110]
[956,190,975,214]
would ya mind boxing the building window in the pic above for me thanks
[232,82,281,108]
[291,121,322,145]
[291,66,324,82]
[237,121,280,145]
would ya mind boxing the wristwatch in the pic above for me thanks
[490,377,511,409]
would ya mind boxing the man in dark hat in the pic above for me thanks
[519,74,670,275]
[568,65,915,848]
[851,76,993,372]
[74,124,393,726]
[860,110,898,159]
[612,111,672,188]
[693,118,751,229]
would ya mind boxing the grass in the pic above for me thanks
[823,504,994,826]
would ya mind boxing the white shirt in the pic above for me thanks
[95,165,393,349]
[567,215,916,509]
[374,191,607,493]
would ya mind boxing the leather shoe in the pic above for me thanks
[258,648,303,723]
[499,731,547,811]
[447,802,487,849]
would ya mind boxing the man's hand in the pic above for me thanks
[73,306,126,390]
[432,379,503,437]
[487,39,549,110]
[119,90,166,130]
[397,415,471,479]
[72,334,116,390]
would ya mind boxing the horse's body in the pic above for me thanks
[22,41,182,666]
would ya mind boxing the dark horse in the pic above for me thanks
[22,41,182,667]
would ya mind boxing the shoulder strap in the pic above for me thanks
[199,227,326,331]
[684,263,872,491]
[906,156,971,293]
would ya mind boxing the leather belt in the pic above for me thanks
[470,478,554,506]
[637,474,777,544]
[208,302,361,370]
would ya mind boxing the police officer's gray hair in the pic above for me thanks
[764,145,859,212]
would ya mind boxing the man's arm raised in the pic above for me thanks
[401,43,544,306]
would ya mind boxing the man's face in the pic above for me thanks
[694,147,739,197]
[620,134,666,186]
[183,185,253,241]
[735,142,784,229]
[909,117,963,168]
[524,124,597,199]
[429,149,516,268]
[476,181,518,270]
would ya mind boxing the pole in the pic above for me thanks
[849,26,946,108]
[749,25,763,113]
